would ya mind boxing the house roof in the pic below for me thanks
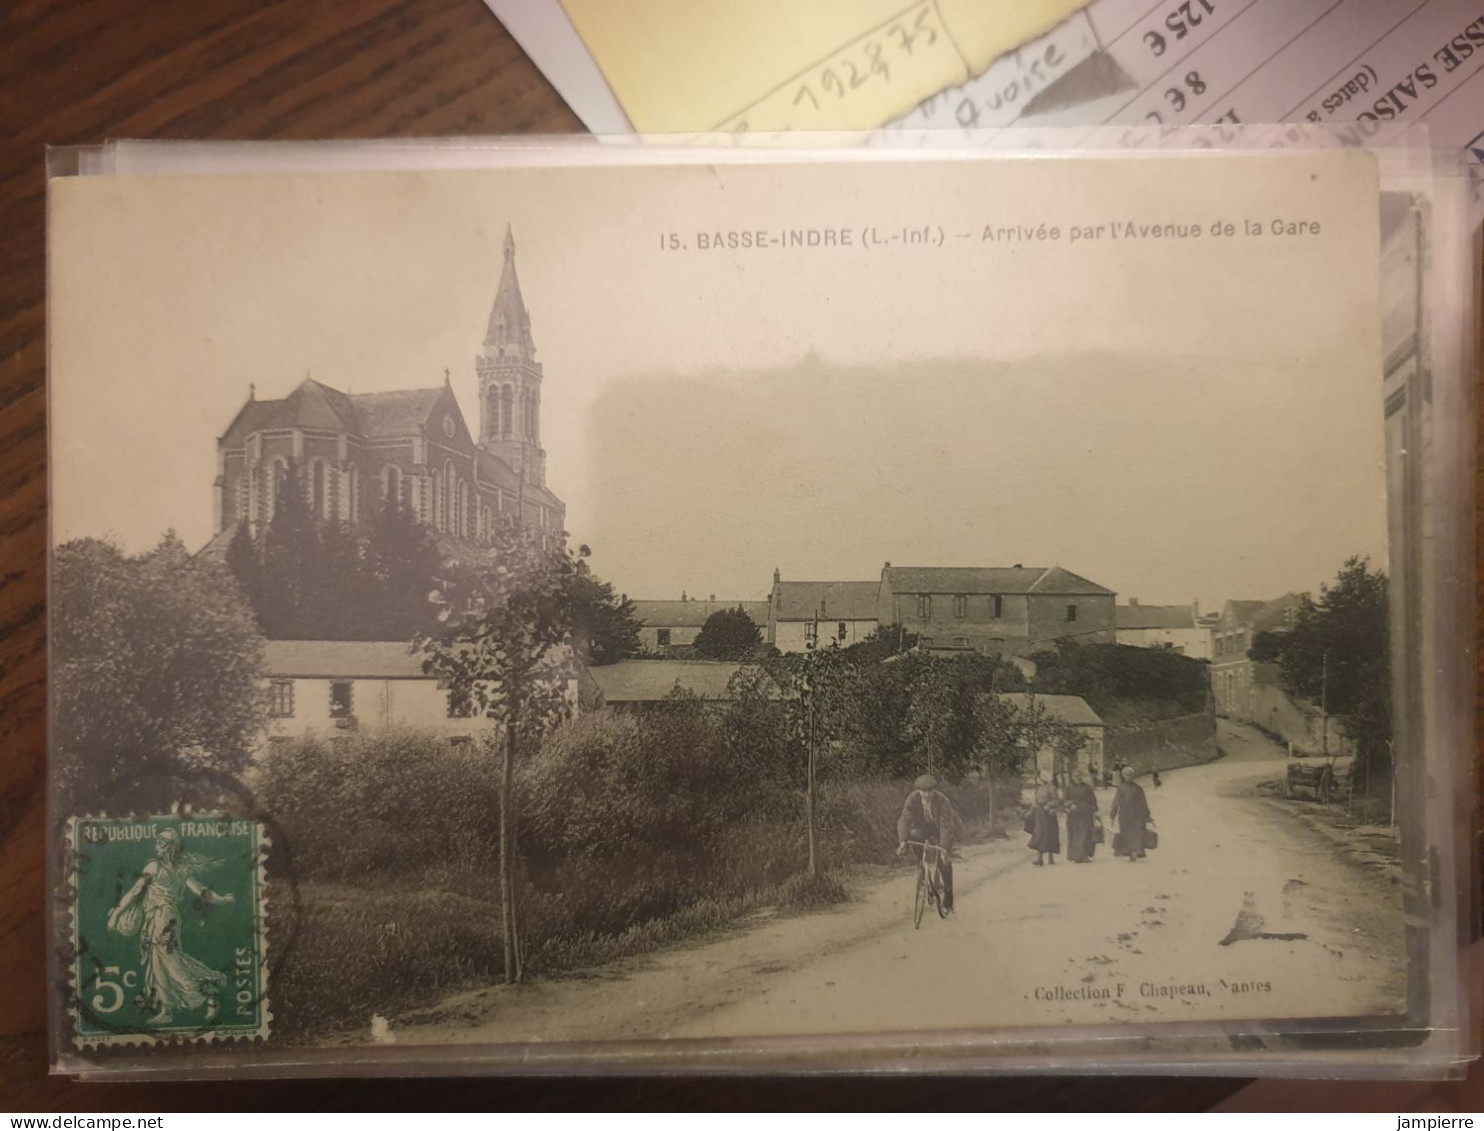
[588,660,775,702]
[994,692,1104,728]
[884,565,1113,596]
[631,599,768,629]
[1251,593,1304,633]
[263,640,426,679]
[1221,594,1303,631]
[772,581,879,622]
[1116,604,1195,630]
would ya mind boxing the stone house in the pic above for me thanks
[766,570,880,652]
[630,597,769,654]
[878,563,1116,657]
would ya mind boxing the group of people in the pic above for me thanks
[894,764,1158,916]
[1025,766,1155,866]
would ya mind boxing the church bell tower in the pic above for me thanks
[476,225,546,486]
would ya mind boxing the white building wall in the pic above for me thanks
[773,618,878,654]
[1116,625,1211,660]
[264,677,482,741]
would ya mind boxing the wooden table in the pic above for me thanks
[0,0,1460,1110]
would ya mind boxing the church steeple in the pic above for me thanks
[476,226,546,486]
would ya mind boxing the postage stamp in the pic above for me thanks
[66,814,269,1047]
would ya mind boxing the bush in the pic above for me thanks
[1030,639,1208,718]
[258,728,500,880]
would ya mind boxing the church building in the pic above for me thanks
[211,227,564,551]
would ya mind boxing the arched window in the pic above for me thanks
[383,464,400,508]
[488,386,502,440]
[248,467,260,524]
[457,480,470,538]
[311,459,328,519]
[267,458,289,522]
[500,385,514,439]
[346,464,359,523]
[444,461,456,534]
[431,473,443,533]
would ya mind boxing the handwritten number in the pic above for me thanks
[821,68,845,99]
[956,98,981,129]
[844,58,866,90]
[914,7,938,46]
[1165,87,1186,112]
[1145,109,1163,125]
[1144,31,1166,57]
[866,40,890,81]
[793,84,819,112]
[1185,70,1207,95]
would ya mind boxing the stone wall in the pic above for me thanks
[1105,710,1219,774]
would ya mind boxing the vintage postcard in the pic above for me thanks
[48,147,1421,1067]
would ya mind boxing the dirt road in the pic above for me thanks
[396,721,1405,1046]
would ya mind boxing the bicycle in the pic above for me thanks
[903,840,951,928]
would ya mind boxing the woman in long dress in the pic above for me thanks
[107,828,234,1025]
[1027,781,1061,866]
[1109,766,1154,862]
[1064,773,1099,863]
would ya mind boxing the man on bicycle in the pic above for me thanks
[896,774,963,912]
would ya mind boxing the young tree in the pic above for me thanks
[844,624,918,664]
[52,533,266,810]
[415,523,582,984]
[693,606,763,660]
[364,494,444,640]
[1276,556,1391,781]
[567,558,642,665]
[256,461,320,639]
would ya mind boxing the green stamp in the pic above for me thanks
[67,814,269,1047]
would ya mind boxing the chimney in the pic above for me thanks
[709,593,715,603]
[1129,597,1139,606]
[681,590,688,601]
[1192,597,1199,617]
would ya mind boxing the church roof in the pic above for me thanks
[773,581,879,622]
[474,449,520,492]
[520,481,565,511]
[220,380,452,445]
[353,387,446,437]
[484,226,535,355]
[884,565,1113,596]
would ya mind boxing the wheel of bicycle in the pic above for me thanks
[913,865,928,929]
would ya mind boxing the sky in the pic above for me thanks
[48,151,1388,611]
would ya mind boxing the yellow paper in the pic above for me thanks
[559,0,1089,134]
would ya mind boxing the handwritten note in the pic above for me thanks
[556,0,1090,133]
[882,0,1484,156]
